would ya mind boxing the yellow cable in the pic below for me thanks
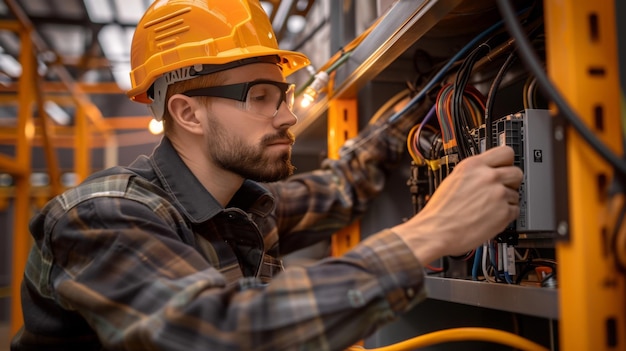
[345,327,549,351]
[406,124,422,164]
[425,159,440,171]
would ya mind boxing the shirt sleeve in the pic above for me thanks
[37,195,425,351]
[267,98,433,254]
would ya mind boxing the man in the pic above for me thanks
[12,0,523,350]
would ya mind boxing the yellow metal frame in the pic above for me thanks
[8,23,35,338]
[545,1,626,350]
[2,6,116,335]
[327,98,361,256]
[328,97,362,349]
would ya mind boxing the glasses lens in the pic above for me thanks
[245,83,283,117]
[285,84,295,110]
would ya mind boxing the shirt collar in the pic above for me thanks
[150,137,275,223]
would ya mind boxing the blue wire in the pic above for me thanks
[504,272,514,284]
[472,245,483,281]
[488,241,503,282]
[413,104,437,158]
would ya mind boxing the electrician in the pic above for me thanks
[11,0,523,350]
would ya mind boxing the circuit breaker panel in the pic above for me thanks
[487,109,556,235]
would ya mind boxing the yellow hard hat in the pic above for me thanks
[127,0,310,104]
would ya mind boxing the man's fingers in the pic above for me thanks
[479,146,515,167]
[495,166,524,190]
[505,187,520,205]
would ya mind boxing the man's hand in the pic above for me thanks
[392,146,524,266]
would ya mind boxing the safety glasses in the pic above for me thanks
[182,79,295,118]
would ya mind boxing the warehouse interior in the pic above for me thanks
[0,0,625,350]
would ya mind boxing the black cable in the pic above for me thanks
[496,0,626,178]
[485,51,517,150]
[452,51,474,158]
[452,44,489,159]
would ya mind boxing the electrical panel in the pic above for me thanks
[480,109,556,238]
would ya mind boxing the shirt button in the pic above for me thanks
[406,288,415,298]
[347,289,365,307]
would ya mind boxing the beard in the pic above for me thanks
[206,116,295,182]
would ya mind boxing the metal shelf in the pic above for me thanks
[293,0,463,136]
[425,276,559,319]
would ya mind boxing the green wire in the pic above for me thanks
[295,51,353,97]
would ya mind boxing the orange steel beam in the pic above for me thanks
[328,98,361,349]
[10,26,35,338]
[0,154,26,175]
[545,1,626,350]
[0,94,75,106]
[0,81,125,95]
[328,98,360,256]
[33,65,62,196]
[0,19,22,31]
[74,106,91,183]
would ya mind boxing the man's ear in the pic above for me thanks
[167,94,204,135]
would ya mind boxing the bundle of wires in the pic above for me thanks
[484,50,517,150]
[435,83,486,157]
[450,43,490,159]
[407,105,440,165]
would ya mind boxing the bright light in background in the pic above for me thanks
[149,118,164,135]
[44,101,71,125]
[112,62,132,91]
[287,15,306,33]
[0,30,21,53]
[84,0,114,22]
[0,53,21,78]
[300,71,328,108]
[30,172,50,187]
[100,24,134,91]
[41,24,85,56]
[61,172,79,187]
[260,1,273,16]
[99,25,127,61]
[299,96,312,108]
[114,0,148,23]
[0,173,12,187]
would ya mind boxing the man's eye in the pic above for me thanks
[250,94,267,102]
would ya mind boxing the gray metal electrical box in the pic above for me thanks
[494,109,556,233]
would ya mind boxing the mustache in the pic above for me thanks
[262,130,295,145]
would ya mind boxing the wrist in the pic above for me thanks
[391,220,448,267]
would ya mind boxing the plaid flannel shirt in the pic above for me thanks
[12,101,430,351]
